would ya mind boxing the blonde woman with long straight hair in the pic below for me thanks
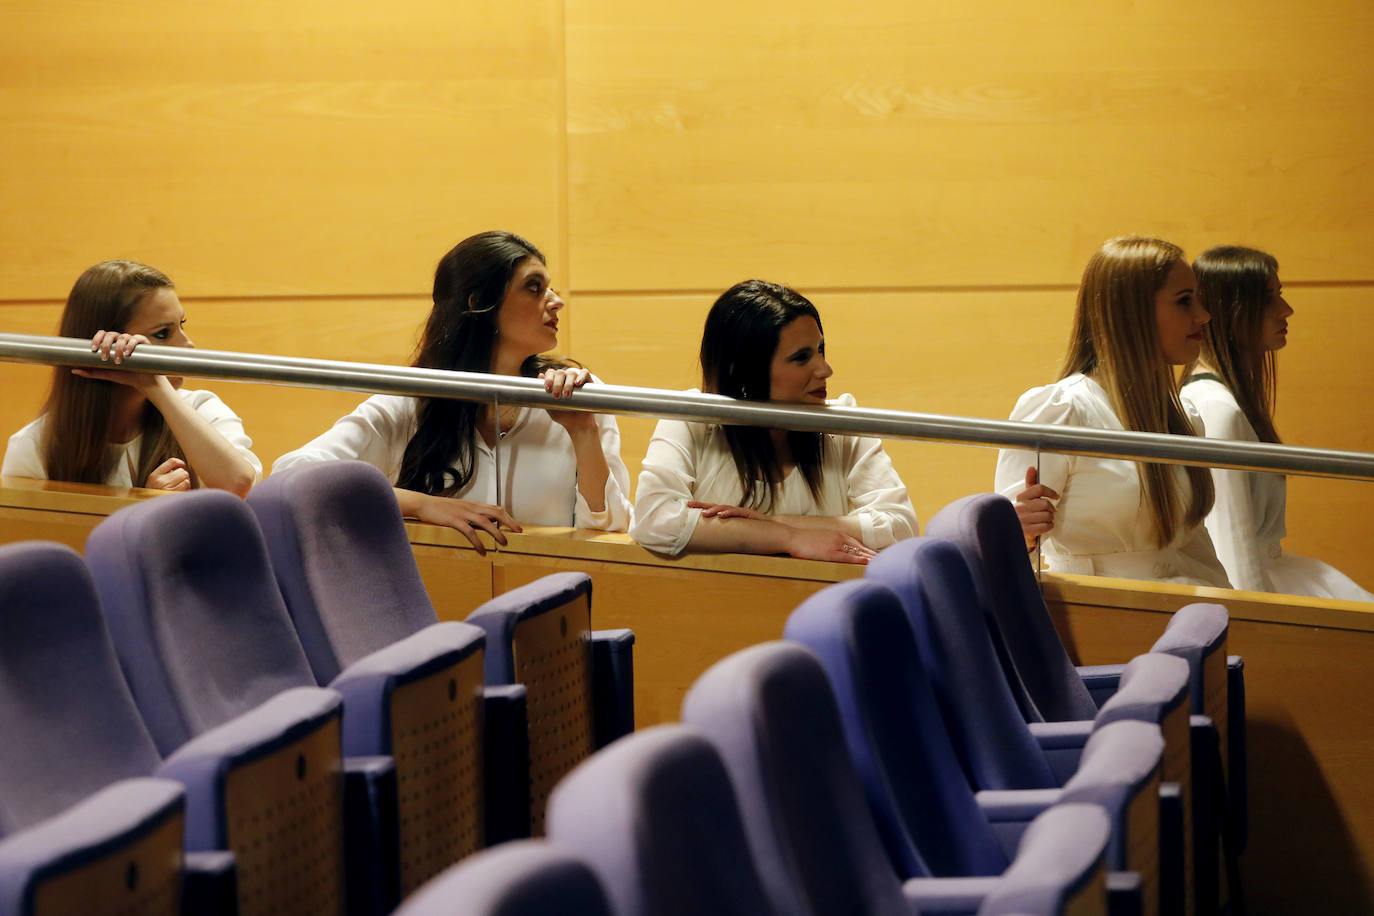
[1181,245,1372,600]
[1,260,260,494]
[994,237,1231,587]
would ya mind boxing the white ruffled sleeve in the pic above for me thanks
[572,411,634,532]
[831,395,918,548]
[1182,383,1266,591]
[994,382,1077,503]
[272,394,416,481]
[629,417,704,556]
[183,390,263,483]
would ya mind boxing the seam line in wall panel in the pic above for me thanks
[563,279,1374,298]
[554,0,572,353]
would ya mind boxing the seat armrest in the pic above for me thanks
[591,629,635,749]
[1078,663,1127,707]
[1107,870,1143,916]
[901,875,1001,914]
[1157,782,1185,916]
[183,851,237,916]
[1028,720,1094,784]
[975,788,1063,860]
[483,685,531,844]
[1227,654,1247,853]
[342,755,398,916]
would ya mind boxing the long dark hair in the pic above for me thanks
[1191,245,1281,443]
[1061,237,1213,548]
[41,260,189,485]
[396,231,566,496]
[700,280,825,512]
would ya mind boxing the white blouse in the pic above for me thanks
[630,393,918,556]
[1,389,263,487]
[272,393,632,531]
[1181,376,1373,601]
[994,374,1231,588]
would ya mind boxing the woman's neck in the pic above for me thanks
[109,389,147,443]
[489,344,530,378]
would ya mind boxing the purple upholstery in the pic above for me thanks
[546,724,774,915]
[866,538,1057,791]
[247,462,443,684]
[926,493,1097,722]
[783,580,1009,879]
[393,840,611,916]
[0,779,186,916]
[1058,721,1164,869]
[0,543,163,831]
[975,804,1110,916]
[681,641,919,916]
[1094,654,1190,731]
[84,490,319,756]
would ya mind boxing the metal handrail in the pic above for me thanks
[3,331,1373,482]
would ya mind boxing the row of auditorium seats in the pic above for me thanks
[0,460,634,916]
[0,460,1247,915]
[391,493,1248,915]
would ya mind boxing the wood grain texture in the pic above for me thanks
[0,0,563,299]
[564,0,1374,290]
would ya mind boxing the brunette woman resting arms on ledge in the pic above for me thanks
[273,230,632,553]
[630,279,917,565]
[2,260,260,495]
[1182,245,1372,600]
[995,236,1231,587]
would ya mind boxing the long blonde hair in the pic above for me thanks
[1061,236,1213,548]
[41,260,189,485]
[1189,245,1281,443]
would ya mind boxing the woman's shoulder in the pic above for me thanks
[1180,375,1238,408]
[1008,375,1093,424]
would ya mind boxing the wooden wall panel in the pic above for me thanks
[0,0,563,299]
[564,0,1374,291]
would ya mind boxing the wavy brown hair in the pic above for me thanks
[1189,245,1281,443]
[699,279,825,512]
[1061,237,1213,548]
[41,260,189,485]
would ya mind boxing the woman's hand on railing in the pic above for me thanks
[145,457,192,491]
[394,489,522,555]
[786,527,876,564]
[1014,466,1059,551]
[72,331,161,390]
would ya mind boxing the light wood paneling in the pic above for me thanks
[565,0,1374,291]
[0,0,563,299]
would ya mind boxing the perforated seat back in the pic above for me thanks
[467,573,595,836]
[248,461,441,683]
[0,542,163,832]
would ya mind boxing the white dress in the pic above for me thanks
[630,392,918,556]
[994,374,1231,588]
[1,389,263,486]
[273,393,632,531]
[1181,376,1374,601]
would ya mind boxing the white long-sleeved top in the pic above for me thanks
[630,392,918,556]
[1181,376,1373,601]
[272,393,632,531]
[994,374,1231,588]
[1,389,263,486]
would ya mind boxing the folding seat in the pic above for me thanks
[786,579,1174,914]
[391,840,612,916]
[248,461,527,883]
[925,493,1247,855]
[545,724,777,915]
[0,542,230,916]
[84,490,412,916]
[681,640,1122,916]
[867,538,1216,914]
[466,572,634,837]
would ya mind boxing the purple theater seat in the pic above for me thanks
[545,724,775,915]
[467,573,634,837]
[249,462,513,894]
[85,490,379,915]
[975,804,1111,916]
[0,542,189,916]
[392,840,611,916]
[682,641,1129,916]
